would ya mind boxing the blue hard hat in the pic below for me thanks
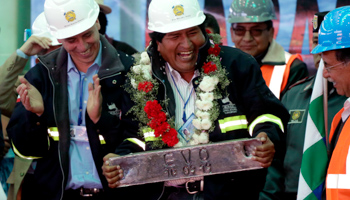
[312,6,350,54]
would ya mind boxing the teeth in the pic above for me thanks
[81,49,90,55]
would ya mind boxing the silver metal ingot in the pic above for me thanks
[108,138,262,187]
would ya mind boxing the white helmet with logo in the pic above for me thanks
[148,0,206,33]
[32,12,61,46]
[227,0,276,23]
[44,0,100,39]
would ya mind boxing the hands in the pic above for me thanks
[16,77,44,116]
[252,132,275,168]
[87,74,102,124]
[102,153,123,188]
[19,35,52,56]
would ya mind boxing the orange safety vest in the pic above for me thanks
[260,53,302,99]
[326,108,350,200]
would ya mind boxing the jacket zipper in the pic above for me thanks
[38,58,65,200]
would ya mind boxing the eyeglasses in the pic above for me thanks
[232,27,269,37]
[324,62,345,72]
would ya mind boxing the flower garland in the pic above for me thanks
[126,33,229,148]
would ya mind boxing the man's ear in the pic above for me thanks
[268,27,274,43]
[230,24,235,43]
[96,19,101,31]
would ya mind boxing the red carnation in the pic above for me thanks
[203,62,217,74]
[144,100,162,118]
[208,44,221,56]
[138,81,153,93]
[162,128,179,147]
[205,29,212,34]
[154,122,170,137]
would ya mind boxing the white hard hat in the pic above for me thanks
[44,0,100,39]
[227,0,276,23]
[148,0,206,33]
[32,12,61,46]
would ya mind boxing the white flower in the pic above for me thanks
[196,100,213,111]
[197,131,209,144]
[201,119,212,130]
[140,52,151,65]
[142,71,152,80]
[199,76,217,92]
[132,65,142,74]
[195,110,210,119]
[142,65,153,80]
[131,78,137,89]
[199,92,214,101]
[192,118,202,129]
[212,76,219,85]
[142,64,152,74]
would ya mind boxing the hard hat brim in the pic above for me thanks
[148,14,206,33]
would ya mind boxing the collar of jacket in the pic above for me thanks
[261,39,287,65]
[146,35,210,118]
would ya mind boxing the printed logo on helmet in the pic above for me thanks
[312,15,318,30]
[64,10,76,22]
[172,5,184,16]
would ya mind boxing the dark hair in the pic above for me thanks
[148,23,206,65]
[98,11,107,35]
[335,48,350,63]
[265,20,273,30]
[204,13,220,34]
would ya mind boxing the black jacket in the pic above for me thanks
[106,36,290,199]
[7,35,134,200]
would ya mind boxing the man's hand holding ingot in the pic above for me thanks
[102,153,123,188]
[16,77,44,116]
[252,132,275,168]
[87,74,102,124]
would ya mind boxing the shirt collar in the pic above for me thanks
[67,41,102,73]
[342,97,350,122]
[165,62,200,83]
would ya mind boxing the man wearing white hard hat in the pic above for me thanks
[6,0,134,199]
[0,11,61,200]
[99,0,289,199]
[228,0,309,100]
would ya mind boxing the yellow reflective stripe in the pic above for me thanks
[99,135,106,144]
[219,115,248,133]
[48,127,59,141]
[125,138,145,151]
[142,128,161,142]
[12,141,42,160]
[248,114,284,136]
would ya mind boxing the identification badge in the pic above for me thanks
[178,113,196,143]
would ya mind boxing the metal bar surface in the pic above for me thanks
[108,138,262,187]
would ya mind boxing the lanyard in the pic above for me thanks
[78,72,85,126]
[169,70,194,123]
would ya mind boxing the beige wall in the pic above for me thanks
[0,0,31,74]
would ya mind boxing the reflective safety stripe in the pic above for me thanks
[12,141,43,160]
[248,114,284,136]
[48,127,59,141]
[143,128,161,142]
[48,127,106,144]
[219,115,248,133]
[125,138,145,151]
[327,146,350,189]
[99,135,106,144]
